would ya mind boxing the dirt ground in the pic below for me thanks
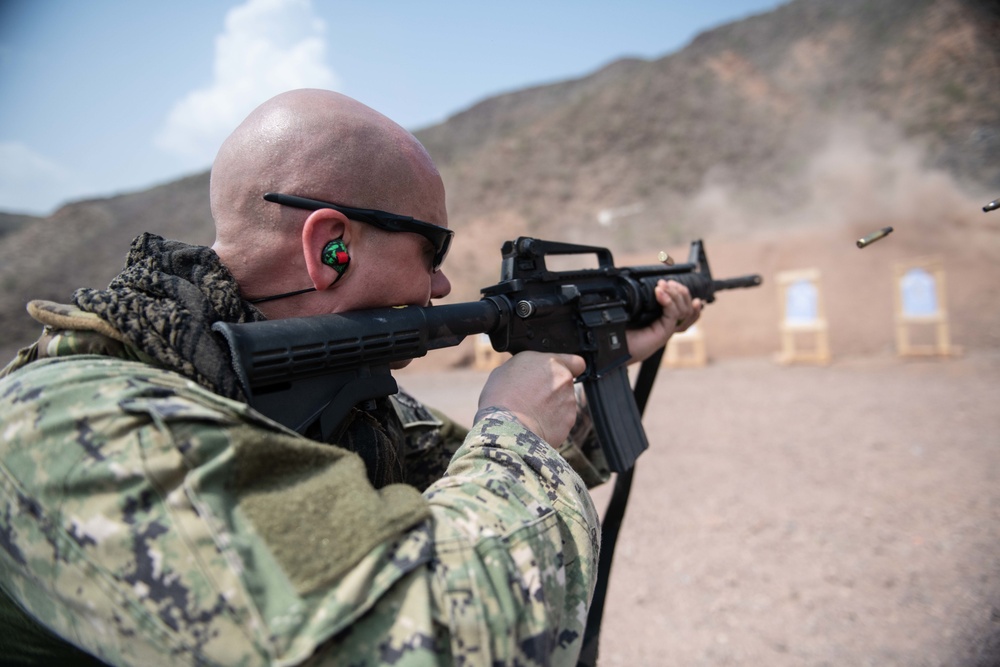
[397,348,1000,667]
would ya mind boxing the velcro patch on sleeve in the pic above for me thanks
[231,435,431,595]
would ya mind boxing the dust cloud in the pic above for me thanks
[687,117,986,237]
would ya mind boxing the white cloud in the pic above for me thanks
[0,142,91,214]
[153,0,339,166]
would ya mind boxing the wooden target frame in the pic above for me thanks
[893,256,961,358]
[775,268,831,365]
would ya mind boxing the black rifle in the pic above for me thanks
[213,237,761,472]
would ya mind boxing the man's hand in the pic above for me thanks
[626,280,703,363]
[477,352,586,445]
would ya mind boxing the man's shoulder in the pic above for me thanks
[3,355,209,402]
[0,355,269,440]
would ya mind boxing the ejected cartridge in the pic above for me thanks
[856,226,894,249]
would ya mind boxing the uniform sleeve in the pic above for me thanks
[310,407,602,666]
[424,407,600,663]
[398,385,611,492]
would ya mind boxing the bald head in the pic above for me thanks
[210,89,446,281]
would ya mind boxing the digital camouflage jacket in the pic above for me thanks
[0,234,606,666]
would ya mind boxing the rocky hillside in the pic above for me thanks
[2,0,998,363]
[418,0,999,262]
[0,213,39,240]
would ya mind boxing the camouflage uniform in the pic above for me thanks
[0,234,608,666]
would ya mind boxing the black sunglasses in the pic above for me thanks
[263,192,453,272]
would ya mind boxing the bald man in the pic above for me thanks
[0,89,701,666]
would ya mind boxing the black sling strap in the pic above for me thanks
[577,346,665,667]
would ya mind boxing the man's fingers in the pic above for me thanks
[552,353,586,378]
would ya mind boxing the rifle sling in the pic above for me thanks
[577,346,665,667]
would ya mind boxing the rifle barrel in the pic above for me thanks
[713,274,764,291]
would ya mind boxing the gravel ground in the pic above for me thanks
[397,349,1000,667]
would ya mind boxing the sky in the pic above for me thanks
[0,0,786,216]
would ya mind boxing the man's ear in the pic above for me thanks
[302,208,353,290]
